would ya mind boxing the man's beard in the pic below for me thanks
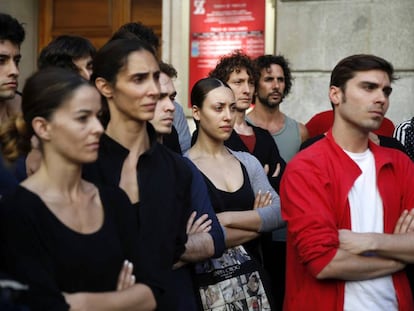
[257,93,282,109]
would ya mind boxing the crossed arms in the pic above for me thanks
[317,209,414,280]
[281,152,414,283]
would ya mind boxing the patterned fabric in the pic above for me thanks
[406,118,414,161]
[393,117,414,161]
[194,245,273,311]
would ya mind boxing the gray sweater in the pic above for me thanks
[228,149,286,232]
[185,148,285,232]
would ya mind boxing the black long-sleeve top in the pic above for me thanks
[83,124,196,310]
[0,185,146,311]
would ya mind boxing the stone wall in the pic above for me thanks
[276,0,414,126]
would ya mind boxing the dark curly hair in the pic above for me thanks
[209,50,258,85]
[254,54,293,97]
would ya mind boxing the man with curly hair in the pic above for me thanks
[208,50,285,191]
[206,51,287,308]
[244,54,308,308]
[246,54,308,163]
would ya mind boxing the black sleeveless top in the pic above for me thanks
[201,162,261,261]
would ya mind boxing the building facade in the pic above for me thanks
[1,0,413,126]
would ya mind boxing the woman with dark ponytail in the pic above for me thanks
[0,67,157,311]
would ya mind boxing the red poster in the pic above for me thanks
[189,0,266,105]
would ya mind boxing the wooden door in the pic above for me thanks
[38,0,162,52]
[131,0,163,56]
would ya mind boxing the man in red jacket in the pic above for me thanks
[281,54,414,311]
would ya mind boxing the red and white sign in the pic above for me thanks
[189,0,266,105]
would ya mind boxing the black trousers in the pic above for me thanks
[261,236,286,310]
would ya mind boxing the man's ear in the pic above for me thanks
[32,116,51,141]
[329,86,342,109]
[192,105,200,122]
[95,77,113,99]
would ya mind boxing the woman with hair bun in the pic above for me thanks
[0,67,157,311]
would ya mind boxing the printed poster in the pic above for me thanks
[189,0,266,105]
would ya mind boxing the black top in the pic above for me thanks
[201,162,262,261]
[194,123,286,193]
[0,185,147,311]
[0,155,26,198]
[202,163,254,214]
[0,155,19,197]
[379,135,410,153]
[163,126,182,154]
[83,123,193,310]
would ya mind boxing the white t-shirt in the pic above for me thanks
[343,149,397,311]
